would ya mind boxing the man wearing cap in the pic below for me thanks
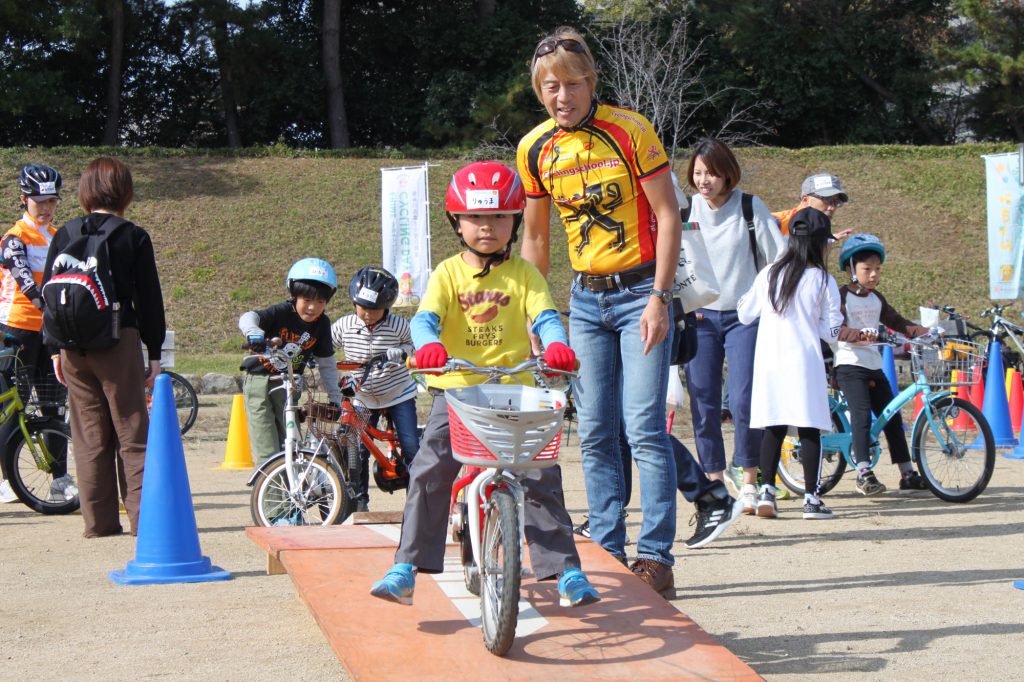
[772,174,850,237]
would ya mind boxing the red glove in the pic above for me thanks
[543,341,576,373]
[415,342,448,373]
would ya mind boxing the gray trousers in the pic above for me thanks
[395,393,580,580]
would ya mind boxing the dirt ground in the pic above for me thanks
[3,394,1023,681]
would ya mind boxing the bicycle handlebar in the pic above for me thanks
[408,356,579,379]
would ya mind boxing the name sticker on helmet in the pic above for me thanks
[309,265,328,278]
[37,181,57,195]
[465,189,499,210]
[358,286,379,303]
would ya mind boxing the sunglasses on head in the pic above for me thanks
[534,38,586,60]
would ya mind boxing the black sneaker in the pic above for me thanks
[899,471,929,493]
[855,470,886,496]
[685,495,743,549]
[802,499,834,520]
[573,517,591,538]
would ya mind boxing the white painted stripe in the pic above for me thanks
[430,559,547,637]
[362,526,550,637]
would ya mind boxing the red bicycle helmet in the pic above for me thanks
[445,161,525,277]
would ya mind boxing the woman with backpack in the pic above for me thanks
[43,157,165,538]
[683,138,785,515]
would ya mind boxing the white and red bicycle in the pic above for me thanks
[414,357,573,656]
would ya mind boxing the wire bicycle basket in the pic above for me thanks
[446,384,567,469]
[909,338,985,388]
[305,399,370,447]
[12,365,67,416]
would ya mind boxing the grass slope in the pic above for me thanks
[1,144,1016,372]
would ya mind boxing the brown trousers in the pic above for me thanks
[62,327,149,537]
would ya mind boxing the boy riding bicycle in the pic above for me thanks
[0,164,73,504]
[370,161,599,608]
[332,266,418,512]
[238,258,342,465]
[835,234,930,494]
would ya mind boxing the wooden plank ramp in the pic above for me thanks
[247,522,762,681]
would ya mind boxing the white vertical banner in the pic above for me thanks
[983,152,1024,300]
[381,163,433,307]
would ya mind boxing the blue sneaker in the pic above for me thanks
[558,568,600,607]
[370,563,416,605]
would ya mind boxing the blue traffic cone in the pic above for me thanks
[881,345,898,395]
[981,340,1017,448]
[110,374,231,585]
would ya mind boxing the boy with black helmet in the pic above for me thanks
[370,161,599,610]
[835,234,930,494]
[0,163,73,505]
[238,258,342,464]
[331,266,418,511]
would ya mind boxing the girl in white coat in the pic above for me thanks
[737,207,843,520]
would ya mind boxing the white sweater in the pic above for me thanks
[687,189,786,311]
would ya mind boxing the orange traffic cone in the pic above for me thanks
[952,370,972,429]
[217,395,254,470]
[1010,370,1024,434]
[970,364,985,413]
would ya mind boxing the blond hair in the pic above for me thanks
[530,27,597,102]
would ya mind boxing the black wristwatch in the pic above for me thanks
[650,288,673,305]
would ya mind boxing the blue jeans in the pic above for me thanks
[684,309,762,472]
[355,397,420,503]
[569,277,677,566]
[618,429,724,504]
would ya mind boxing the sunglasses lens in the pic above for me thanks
[535,38,584,59]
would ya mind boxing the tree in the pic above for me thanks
[101,0,126,145]
[322,0,350,148]
[938,0,1024,141]
[589,10,769,159]
[691,0,952,146]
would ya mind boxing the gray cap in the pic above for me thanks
[801,174,848,202]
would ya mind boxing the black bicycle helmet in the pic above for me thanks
[349,267,399,310]
[18,163,62,200]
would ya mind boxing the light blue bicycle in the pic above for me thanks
[778,331,996,503]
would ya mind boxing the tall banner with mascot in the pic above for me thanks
[381,164,433,307]
[983,150,1024,300]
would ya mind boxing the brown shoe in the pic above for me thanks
[630,558,675,599]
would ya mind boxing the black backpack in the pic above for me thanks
[42,214,128,352]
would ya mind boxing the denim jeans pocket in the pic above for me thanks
[624,277,655,299]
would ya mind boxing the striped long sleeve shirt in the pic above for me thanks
[331,312,416,409]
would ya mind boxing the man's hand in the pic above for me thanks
[639,297,670,355]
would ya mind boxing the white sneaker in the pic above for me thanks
[49,474,79,502]
[0,479,17,503]
[740,483,757,515]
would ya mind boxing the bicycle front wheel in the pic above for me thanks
[913,396,995,503]
[146,371,199,435]
[249,452,348,526]
[1,419,78,515]
[480,487,520,656]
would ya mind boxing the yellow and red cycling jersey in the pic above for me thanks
[0,214,57,331]
[517,103,670,275]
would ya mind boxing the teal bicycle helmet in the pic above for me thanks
[839,233,885,270]
[287,258,337,297]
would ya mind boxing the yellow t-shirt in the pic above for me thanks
[517,103,670,275]
[418,254,557,390]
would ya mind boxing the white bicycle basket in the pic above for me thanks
[446,384,566,469]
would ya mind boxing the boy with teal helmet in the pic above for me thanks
[238,258,342,464]
[835,234,930,494]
